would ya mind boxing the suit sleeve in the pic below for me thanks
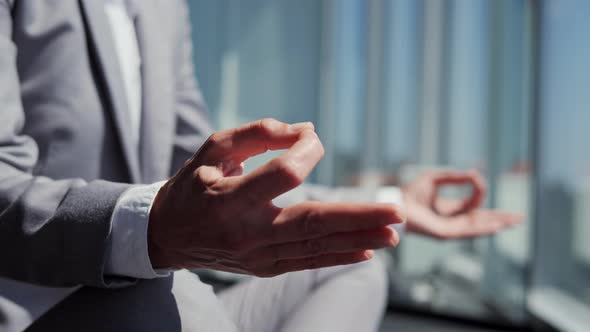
[169,0,215,174]
[0,2,132,288]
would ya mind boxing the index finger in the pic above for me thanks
[198,118,315,167]
[231,128,325,203]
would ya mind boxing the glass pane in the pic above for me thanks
[481,0,533,322]
[321,0,368,186]
[388,0,532,324]
[534,0,590,306]
[381,0,422,170]
[445,0,490,169]
[187,0,533,325]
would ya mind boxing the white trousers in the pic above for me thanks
[22,257,388,332]
[218,256,388,332]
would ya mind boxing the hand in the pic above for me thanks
[402,170,522,239]
[148,119,405,277]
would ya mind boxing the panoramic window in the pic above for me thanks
[188,0,589,329]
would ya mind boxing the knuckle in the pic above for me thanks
[259,117,280,129]
[194,130,232,165]
[199,132,226,162]
[257,118,283,137]
[299,207,323,237]
[272,159,303,187]
[193,166,207,180]
[191,166,212,189]
[207,132,224,148]
[192,134,215,161]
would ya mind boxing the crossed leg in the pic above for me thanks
[218,256,388,332]
[24,257,387,332]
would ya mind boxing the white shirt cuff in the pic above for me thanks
[105,181,170,279]
[376,186,406,238]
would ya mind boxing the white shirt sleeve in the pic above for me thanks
[104,181,171,279]
[376,186,406,238]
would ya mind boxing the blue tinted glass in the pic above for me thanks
[536,0,590,304]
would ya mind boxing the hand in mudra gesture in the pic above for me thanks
[148,119,404,277]
[403,170,522,239]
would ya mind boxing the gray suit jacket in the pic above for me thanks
[0,0,212,289]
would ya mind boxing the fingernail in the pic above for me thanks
[389,233,400,247]
[395,204,408,223]
[289,122,314,132]
[364,250,375,259]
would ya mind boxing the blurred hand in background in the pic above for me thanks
[402,170,522,240]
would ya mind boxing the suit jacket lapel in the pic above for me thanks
[79,0,142,183]
[135,0,175,183]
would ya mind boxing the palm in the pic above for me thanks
[402,170,522,239]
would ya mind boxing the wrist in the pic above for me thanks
[147,184,171,269]
[146,241,171,270]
